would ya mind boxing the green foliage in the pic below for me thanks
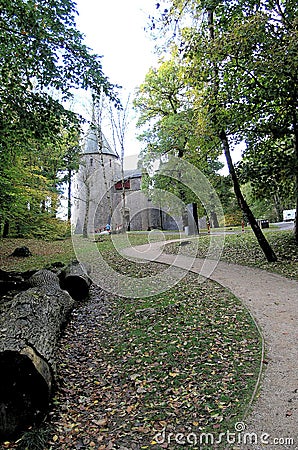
[0,0,117,110]
[146,0,298,243]
[238,138,296,220]
[134,56,232,222]
[0,127,80,237]
[241,182,292,222]
[14,216,71,240]
[134,59,197,160]
[0,0,119,238]
[222,211,243,227]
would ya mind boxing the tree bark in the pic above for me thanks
[2,220,9,238]
[220,130,277,262]
[193,202,199,234]
[0,270,75,438]
[293,109,298,244]
[272,192,284,222]
[67,168,72,221]
[83,182,91,238]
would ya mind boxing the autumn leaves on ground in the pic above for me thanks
[1,231,297,449]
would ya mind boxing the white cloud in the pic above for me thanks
[74,0,158,163]
[75,0,157,90]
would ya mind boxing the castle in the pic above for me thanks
[72,125,183,234]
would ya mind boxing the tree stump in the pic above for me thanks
[0,270,75,438]
[10,247,32,257]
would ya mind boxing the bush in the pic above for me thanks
[222,211,243,227]
[7,214,71,240]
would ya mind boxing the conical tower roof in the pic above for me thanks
[83,126,119,158]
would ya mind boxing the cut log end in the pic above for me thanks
[0,350,50,439]
[60,262,91,301]
[62,275,90,301]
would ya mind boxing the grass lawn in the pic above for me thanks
[164,230,298,281]
[0,238,75,272]
[0,233,265,449]
[0,232,178,273]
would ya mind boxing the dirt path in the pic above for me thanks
[122,241,298,449]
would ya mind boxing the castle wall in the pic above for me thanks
[72,153,122,234]
[72,151,184,234]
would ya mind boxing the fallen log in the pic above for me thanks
[59,261,91,301]
[0,269,75,439]
[0,269,31,296]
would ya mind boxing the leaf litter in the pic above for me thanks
[45,266,261,449]
[1,238,262,450]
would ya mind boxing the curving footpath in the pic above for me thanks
[122,240,298,450]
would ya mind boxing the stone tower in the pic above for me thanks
[72,126,184,235]
[72,125,122,235]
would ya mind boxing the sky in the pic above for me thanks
[73,0,242,173]
[75,0,157,91]
[74,0,158,167]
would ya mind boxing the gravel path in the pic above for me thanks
[123,241,298,450]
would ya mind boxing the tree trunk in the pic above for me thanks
[121,144,126,232]
[0,270,75,439]
[193,202,199,234]
[272,192,284,222]
[67,168,72,221]
[41,199,46,213]
[209,194,219,228]
[220,130,277,262]
[83,183,90,238]
[293,110,298,244]
[205,8,277,262]
[2,220,9,238]
[210,210,219,228]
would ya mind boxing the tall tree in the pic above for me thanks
[109,95,131,231]
[205,0,298,240]
[0,0,119,235]
[134,58,225,228]
[152,0,297,256]
[239,137,296,221]
[193,3,278,260]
